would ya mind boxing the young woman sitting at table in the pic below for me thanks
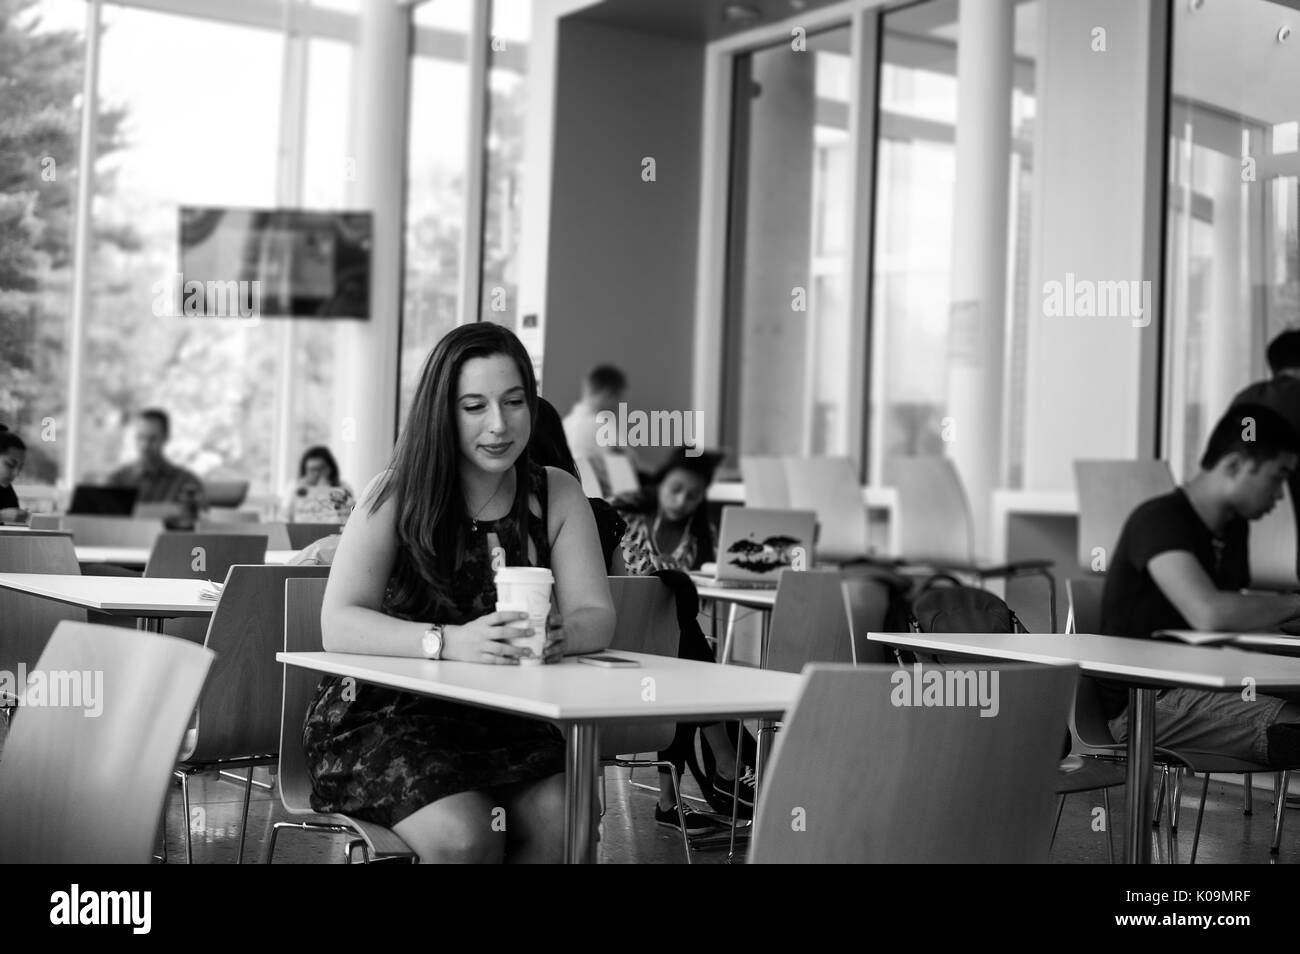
[305,323,615,864]
[614,449,756,833]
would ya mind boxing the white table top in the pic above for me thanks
[0,573,213,618]
[868,631,1300,691]
[74,546,296,566]
[277,650,800,722]
[704,483,899,510]
[691,579,778,609]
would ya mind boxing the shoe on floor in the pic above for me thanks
[655,804,722,836]
[712,767,757,809]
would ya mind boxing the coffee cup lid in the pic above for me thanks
[494,565,554,584]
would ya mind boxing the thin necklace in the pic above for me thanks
[468,472,510,533]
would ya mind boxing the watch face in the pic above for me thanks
[424,628,442,658]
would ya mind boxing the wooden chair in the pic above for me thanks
[1072,460,1174,573]
[840,574,894,665]
[0,622,214,863]
[0,533,85,706]
[60,514,164,548]
[144,532,269,645]
[750,663,1076,863]
[763,570,855,673]
[890,456,1057,631]
[287,522,342,550]
[197,519,291,550]
[740,456,791,508]
[171,564,331,863]
[269,577,414,863]
[601,577,691,861]
[783,457,870,564]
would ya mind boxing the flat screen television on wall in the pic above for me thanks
[178,206,372,319]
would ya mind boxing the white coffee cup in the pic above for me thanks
[495,566,554,665]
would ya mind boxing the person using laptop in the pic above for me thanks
[614,448,756,832]
[107,408,206,507]
[0,429,29,525]
[1100,403,1300,765]
[281,445,355,524]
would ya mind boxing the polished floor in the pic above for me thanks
[162,765,1300,864]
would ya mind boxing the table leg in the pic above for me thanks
[563,722,598,864]
[1124,687,1157,864]
[136,617,163,634]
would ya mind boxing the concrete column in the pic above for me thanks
[947,0,1014,556]
[335,1,409,488]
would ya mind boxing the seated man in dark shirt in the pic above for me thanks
[106,408,205,508]
[1100,404,1300,765]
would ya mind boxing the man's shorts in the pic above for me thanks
[1107,687,1290,765]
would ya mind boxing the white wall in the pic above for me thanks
[1021,0,1163,489]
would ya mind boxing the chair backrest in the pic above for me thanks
[1073,459,1174,573]
[750,663,1076,863]
[888,456,974,564]
[281,577,331,814]
[133,501,183,520]
[765,570,855,673]
[600,576,680,759]
[144,532,268,580]
[603,454,640,495]
[1065,576,1105,635]
[204,507,260,524]
[783,456,869,562]
[197,518,291,550]
[0,534,86,682]
[841,574,893,664]
[574,458,604,497]
[287,522,342,550]
[60,514,164,547]
[187,564,331,764]
[0,622,214,862]
[1249,483,1298,590]
[740,455,791,508]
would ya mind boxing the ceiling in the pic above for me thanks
[572,0,848,43]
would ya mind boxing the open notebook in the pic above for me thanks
[1155,629,1300,648]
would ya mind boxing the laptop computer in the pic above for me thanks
[68,484,138,516]
[205,480,250,508]
[690,507,817,589]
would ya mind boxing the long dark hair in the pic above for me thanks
[298,445,341,485]
[371,323,538,616]
[616,449,721,566]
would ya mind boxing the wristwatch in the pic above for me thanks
[422,624,446,660]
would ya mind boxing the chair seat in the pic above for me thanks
[279,806,413,859]
[1056,755,1127,795]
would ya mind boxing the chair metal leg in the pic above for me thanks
[1039,568,1057,633]
[1103,788,1114,864]
[179,773,194,865]
[664,762,692,865]
[236,765,254,864]
[720,603,739,665]
[1272,770,1291,855]
[266,824,283,864]
[1049,794,1066,852]
[1244,773,1253,815]
[1190,773,1210,864]
[1153,766,1167,829]
[1170,768,1182,832]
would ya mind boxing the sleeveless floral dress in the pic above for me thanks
[302,465,565,828]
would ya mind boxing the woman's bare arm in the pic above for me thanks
[546,467,615,654]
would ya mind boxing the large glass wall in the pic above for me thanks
[0,0,85,488]
[721,25,854,458]
[1163,0,1300,479]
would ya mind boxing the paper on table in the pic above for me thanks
[1154,629,1299,646]
[199,580,224,602]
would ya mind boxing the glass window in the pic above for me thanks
[867,0,1038,487]
[401,0,472,428]
[1163,0,1300,479]
[480,0,531,330]
[0,0,85,489]
[721,25,854,459]
[83,5,282,489]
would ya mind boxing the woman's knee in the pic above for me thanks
[393,792,506,864]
